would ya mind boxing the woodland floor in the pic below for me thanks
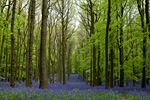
[0,74,150,100]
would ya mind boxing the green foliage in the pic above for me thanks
[0,89,147,100]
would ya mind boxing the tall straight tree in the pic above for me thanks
[109,1,113,88]
[89,0,96,87]
[119,2,124,87]
[61,0,66,85]
[105,0,111,89]
[145,0,150,86]
[27,0,36,87]
[26,1,31,87]
[137,0,146,89]
[39,0,48,89]
[10,0,17,88]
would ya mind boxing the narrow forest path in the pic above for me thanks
[66,74,85,84]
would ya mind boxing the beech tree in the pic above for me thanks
[10,0,17,88]
[39,0,48,89]
[27,0,36,87]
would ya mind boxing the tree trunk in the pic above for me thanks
[39,0,48,89]
[10,0,17,88]
[26,1,31,87]
[35,16,40,82]
[15,7,21,82]
[132,45,135,86]
[52,61,55,83]
[61,0,66,85]
[28,0,35,88]
[18,33,22,83]
[105,0,111,89]
[48,23,51,83]
[137,0,146,89]
[110,48,113,88]
[145,0,150,86]
[67,44,71,80]
[119,4,124,87]
[21,28,26,83]
[97,45,102,86]
[110,3,113,88]
[90,56,92,86]
[5,37,8,83]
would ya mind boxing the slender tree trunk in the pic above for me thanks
[145,0,150,86]
[52,60,55,83]
[105,0,111,89]
[67,44,71,80]
[119,4,124,87]
[89,1,96,87]
[26,1,31,86]
[137,0,146,89]
[15,14,21,82]
[114,48,116,86]
[109,3,113,88]
[110,48,113,88]
[21,46,25,83]
[16,2,22,83]
[90,56,92,86]
[5,38,8,83]
[35,36,38,82]
[48,23,51,83]
[10,0,17,88]
[21,29,26,83]
[35,16,40,82]
[39,0,48,89]
[61,0,66,85]
[18,33,22,83]
[97,45,101,86]
[28,0,35,88]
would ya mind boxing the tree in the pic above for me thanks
[27,0,36,87]
[105,0,111,89]
[119,2,124,87]
[39,0,48,89]
[10,0,17,88]
[145,0,150,86]
[137,0,146,89]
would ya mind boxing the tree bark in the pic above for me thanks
[15,2,21,82]
[145,0,149,86]
[10,0,17,88]
[28,0,35,88]
[110,48,113,88]
[137,0,146,89]
[89,1,96,87]
[105,0,111,89]
[48,23,51,83]
[61,0,66,85]
[39,0,48,89]
[97,45,102,86]
[119,3,124,87]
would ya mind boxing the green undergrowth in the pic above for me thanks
[0,89,147,100]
